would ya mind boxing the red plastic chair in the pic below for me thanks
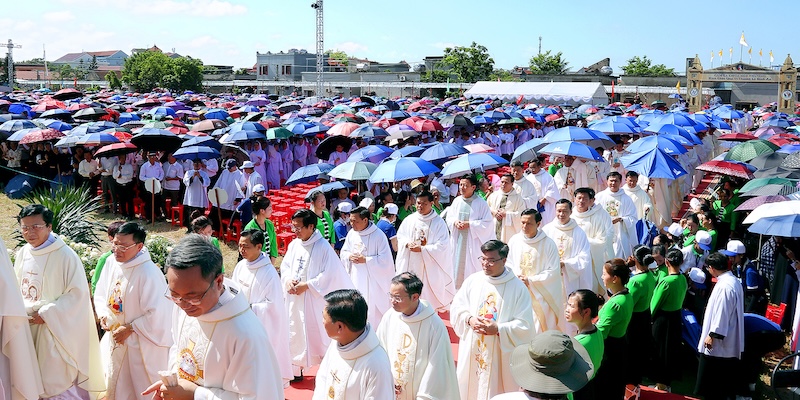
[276,231,296,255]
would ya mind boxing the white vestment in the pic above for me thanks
[242,171,263,199]
[595,189,638,259]
[573,206,615,294]
[170,283,283,400]
[513,178,539,210]
[450,269,534,400]
[212,168,245,211]
[340,223,396,328]
[396,210,456,310]
[376,301,460,400]
[507,231,565,333]
[312,325,394,400]
[182,169,210,208]
[93,249,172,400]
[14,235,105,399]
[585,161,610,193]
[230,254,293,385]
[542,219,593,296]
[698,271,745,358]
[526,170,560,225]
[623,184,654,222]
[486,189,526,243]
[444,195,496,289]
[553,161,589,201]
[280,231,354,370]
[0,235,43,400]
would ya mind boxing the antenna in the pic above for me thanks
[311,0,323,96]
[6,39,21,85]
[538,36,542,55]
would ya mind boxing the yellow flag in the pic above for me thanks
[729,47,733,55]
[739,32,748,47]
[748,47,752,55]
[770,50,774,63]
[710,51,714,62]
[719,49,723,57]
[676,81,681,93]
[759,49,763,57]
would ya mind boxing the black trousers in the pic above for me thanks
[116,182,135,219]
[695,354,741,400]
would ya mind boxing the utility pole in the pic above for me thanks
[43,44,49,88]
[538,36,542,55]
[6,39,21,86]
[311,0,323,97]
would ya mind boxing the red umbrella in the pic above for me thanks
[168,126,189,135]
[718,133,758,142]
[734,195,788,212]
[400,116,424,126]
[19,128,65,145]
[66,103,90,111]
[327,122,360,136]
[412,119,443,133]
[407,101,426,112]
[258,119,280,129]
[696,160,755,179]
[545,114,563,122]
[772,132,800,141]
[52,88,83,101]
[95,142,138,158]
[768,137,793,147]
[112,131,133,141]
[183,130,209,137]
[374,118,398,128]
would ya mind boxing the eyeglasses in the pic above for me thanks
[479,256,503,264]
[164,280,215,306]
[20,223,47,232]
[111,242,140,252]
[387,292,407,303]
[290,225,304,233]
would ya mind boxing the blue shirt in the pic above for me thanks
[333,219,350,251]
[376,219,397,241]
[237,198,253,225]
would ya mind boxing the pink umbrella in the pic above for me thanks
[19,128,65,145]
[464,143,495,154]
[327,122,360,136]
[412,119,443,133]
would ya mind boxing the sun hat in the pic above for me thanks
[241,161,255,169]
[695,230,712,251]
[510,330,593,395]
[719,240,746,257]
[385,203,399,215]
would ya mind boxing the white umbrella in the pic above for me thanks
[742,200,800,224]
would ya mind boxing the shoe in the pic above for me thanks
[290,370,304,383]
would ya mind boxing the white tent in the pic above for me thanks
[463,81,609,105]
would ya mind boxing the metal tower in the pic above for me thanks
[312,0,323,96]
[6,39,21,86]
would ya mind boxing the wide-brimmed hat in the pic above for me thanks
[241,160,255,169]
[510,330,593,395]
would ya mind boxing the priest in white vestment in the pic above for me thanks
[240,161,263,199]
[510,161,539,210]
[377,273,459,400]
[13,205,105,399]
[444,175,496,289]
[281,209,354,377]
[0,234,43,400]
[507,209,565,334]
[571,188,615,295]
[93,223,172,400]
[595,172,638,259]
[143,235,283,400]
[182,160,211,226]
[340,206,396,328]
[526,157,560,225]
[231,229,293,386]
[396,191,456,310]
[623,171,654,221]
[450,240,534,400]
[542,200,593,298]
[487,174,526,243]
[313,289,394,400]
[553,156,589,201]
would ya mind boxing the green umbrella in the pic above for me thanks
[724,139,780,162]
[498,117,525,125]
[141,121,172,129]
[266,127,293,140]
[740,177,797,193]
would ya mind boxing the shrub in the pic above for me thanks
[16,186,105,248]
[145,235,174,271]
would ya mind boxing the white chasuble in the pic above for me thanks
[542,219,593,296]
[595,188,638,259]
[526,170,560,225]
[572,206,615,295]
[507,231,565,333]
[623,184,654,222]
[444,195,496,289]
[450,269,534,400]
[340,223,396,328]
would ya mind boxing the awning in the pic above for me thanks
[464,81,609,104]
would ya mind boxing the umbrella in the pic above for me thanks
[130,128,183,152]
[724,139,780,162]
[316,135,353,160]
[511,138,545,163]
[54,134,84,148]
[220,129,265,143]
[439,114,474,128]
[52,88,83,100]
[146,106,177,118]
[412,119,443,133]
[753,167,800,179]
[182,135,222,150]
[419,143,469,164]
[620,148,688,179]
[328,122,360,137]
[173,146,221,161]
[538,141,605,162]
[19,128,64,145]
[761,118,792,128]
[439,153,509,179]
[382,110,410,120]
[740,184,799,197]
[305,181,354,199]
[73,107,109,121]
[696,160,756,179]
[734,195,788,212]
[46,120,73,132]
[483,110,511,120]
[285,121,316,135]
[748,214,800,237]
[75,132,120,146]
[740,177,797,193]
[220,144,250,164]
[193,119,228,132]
[781,152,800,169]
[265,127,293,140]
[94,142,138,158]
[589,118,641,135]
[349,125,388,139]
[388,146,426,159]
[0,119,36,139]
[39,109,74,121]
[203,109,230,120]
[744,200,800,224]
[753,126,787,138]
[348,145,394,163]
[228,121,267,133]
[718,133,758,142]
[328,161,378,181]
[464,143,495,154]
[626,135,687,155]
[747,152,789,170]
[644,123,701,144]
[286,163,334,186]
[6,128,37,142]
[542,126,612,144]
[368,157,440,183]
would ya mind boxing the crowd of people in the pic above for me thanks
[1,96,798,400]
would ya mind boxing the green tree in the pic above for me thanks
[105,72,122,89]
[163,57,204,92]
[122,51,202,92]
[0,57,7,84]
[235,67,251,75]
[440,42,495,83]
[528,50,569,75]
[89,55,98,70]
[420,70,451,83]
[620,55,675,76]
[488,68,519,82]
[325,49,349,66]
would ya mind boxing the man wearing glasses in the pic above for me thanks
[13,204,106,399]
[143,234,283,400]
[93,222,172,399]
[449,240,534,400]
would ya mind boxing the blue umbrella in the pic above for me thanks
[542,126,614,148]
[305,181,354,199]
[369,157,440,183]
[302,123,330,135]
[46,120,73,132]
[482,110,511,120]
[538,141,605,162]
[147,106,177,118]
[40,109,73,119]
[626,135,688,155]
[0,120,36,138]
[238,105,260,113]
[762,118,792,128]
[778,144,800,154]
[286,163,334,186]
[382,110,410,120]
[620,147,687,179]
[204,108,230,121]
[712,108,745,120]
[419,142,469,164]
[348,145,394,163]
[228,121,267,133]
[589,118,642,135]
[511,138,545,163]
[286,121,316,135]
[220,129,265,144]
[388,145,425,159]
[644,123,702,145]
[173,146,221,161]
[470,115,495,125]
[440,153,509,179]
[6,128,37,142]
[182,136,222,150]
[475,103,492,112]
[748,214,800,237]
[118,112,141,124]
[8,103,32,115]
[76,132,120,146]
[535,107,559,116]
[349,125,389,139]
[328,161,378,181]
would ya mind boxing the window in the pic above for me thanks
[281,65,292,75]
[259,65,269,75]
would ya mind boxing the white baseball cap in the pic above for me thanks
[359,197,374,209]
[720,240,746,257]
[664,222,683,237]
[337,202,353,213]
[252,184,266,193]
[385,203,399,215]
[695,230,712,251]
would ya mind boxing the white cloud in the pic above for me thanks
[332,41,368,55]
[42,11,75,22]
[58,0,246,17]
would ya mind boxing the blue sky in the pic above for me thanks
[3,0,798,75]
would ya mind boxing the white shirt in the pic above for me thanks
[78,159,100,178]
[162,161,185,191]
[139,161,164,182]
